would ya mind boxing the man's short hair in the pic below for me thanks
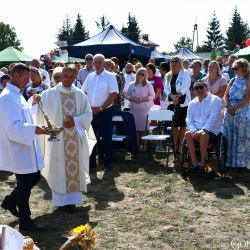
[93,54,105,61]
[193,79,207,89]
[11,63,30,77]
[62,64,77,75]
[85,53,93,60]
[192,60,202,68]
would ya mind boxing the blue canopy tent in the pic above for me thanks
[150,49,171,62]
[68,25,153,64]
[175,48,201,61]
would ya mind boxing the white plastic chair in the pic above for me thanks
[141,110,174,166]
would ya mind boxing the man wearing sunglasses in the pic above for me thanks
[77,53,95,85]
[185,80,222,171]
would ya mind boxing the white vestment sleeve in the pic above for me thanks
[73,116,85,138]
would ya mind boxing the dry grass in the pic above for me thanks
[1,152,250,250]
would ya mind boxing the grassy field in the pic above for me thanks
[1,152,250,250]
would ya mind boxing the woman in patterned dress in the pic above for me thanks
[223,58,250,170]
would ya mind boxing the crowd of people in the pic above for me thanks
[0,51,249,232]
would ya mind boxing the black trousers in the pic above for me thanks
[9,171,41,223]
[90,106,113,169]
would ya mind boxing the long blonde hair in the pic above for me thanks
[134,67,148,86]
[165,56,183,83]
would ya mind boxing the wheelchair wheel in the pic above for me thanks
[216,134,227,175]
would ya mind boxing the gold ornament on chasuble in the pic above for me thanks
[61,92,80,193]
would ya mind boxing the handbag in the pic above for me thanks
[168,94,186,104]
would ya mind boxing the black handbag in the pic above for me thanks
[168,94,186,104]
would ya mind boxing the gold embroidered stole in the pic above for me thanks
[61,92,80,192]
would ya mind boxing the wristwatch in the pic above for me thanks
[99,106,104,112]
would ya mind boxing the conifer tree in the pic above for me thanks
[72,13,89,44]
[121,13,141,44]
[204,12,224,51]
[225,7,250,50]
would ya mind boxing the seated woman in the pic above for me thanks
[126,68,155,151]
[203,60,227,98]
[23,67,49,101]
[223,58,250,171]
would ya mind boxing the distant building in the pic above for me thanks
[140,34,159,49]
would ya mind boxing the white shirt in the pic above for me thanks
[186,92,222,135]
[0,83,44,174]
[124,73,136,92]
[82,70,118,108]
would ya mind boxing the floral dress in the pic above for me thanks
[223,76,250,168]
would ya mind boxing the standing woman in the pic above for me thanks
[203,60,227,98]
[164,56,191,154]
[223,58,250,170]
[126,68,155,150]
[146,63,164,106]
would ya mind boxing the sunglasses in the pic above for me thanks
[85,58,93,60]
[137,73,145,77]
[194,85,205,90]
[171,60,179,64]
[232,66,242,71]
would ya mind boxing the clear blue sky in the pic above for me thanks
[1,0,249,58]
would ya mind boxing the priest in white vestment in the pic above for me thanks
[33,64,95,212]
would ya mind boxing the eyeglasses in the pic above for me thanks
[194,85,205,90]
[137,73,145,77]
[85,58,93,60]
[171,60,179,64]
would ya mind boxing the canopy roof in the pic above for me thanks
[68,25,152,59]
[150,49,171,61]
[175,48,201,60]
[0,47,33,62]
[52,52,85,63]
[234,46,250,56]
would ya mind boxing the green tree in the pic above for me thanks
[0,22,22,51]
[204,12,224,51]
[57,16,73,46]
[95,15,110,31]
[72,13,89,44]
[225,7,250,50]
[121,13,141,44]
[174,37,192,51]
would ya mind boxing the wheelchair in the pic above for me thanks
[180,132,227,176]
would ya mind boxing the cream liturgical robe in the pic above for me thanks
[34,83,95,199]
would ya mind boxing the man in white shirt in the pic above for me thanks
[185,80,222,171]
[77,53,95,85]
[0,63,48,231]
[124,63,135,92]
[82,54,118,172]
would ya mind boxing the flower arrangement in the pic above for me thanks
[59,224,96,250]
